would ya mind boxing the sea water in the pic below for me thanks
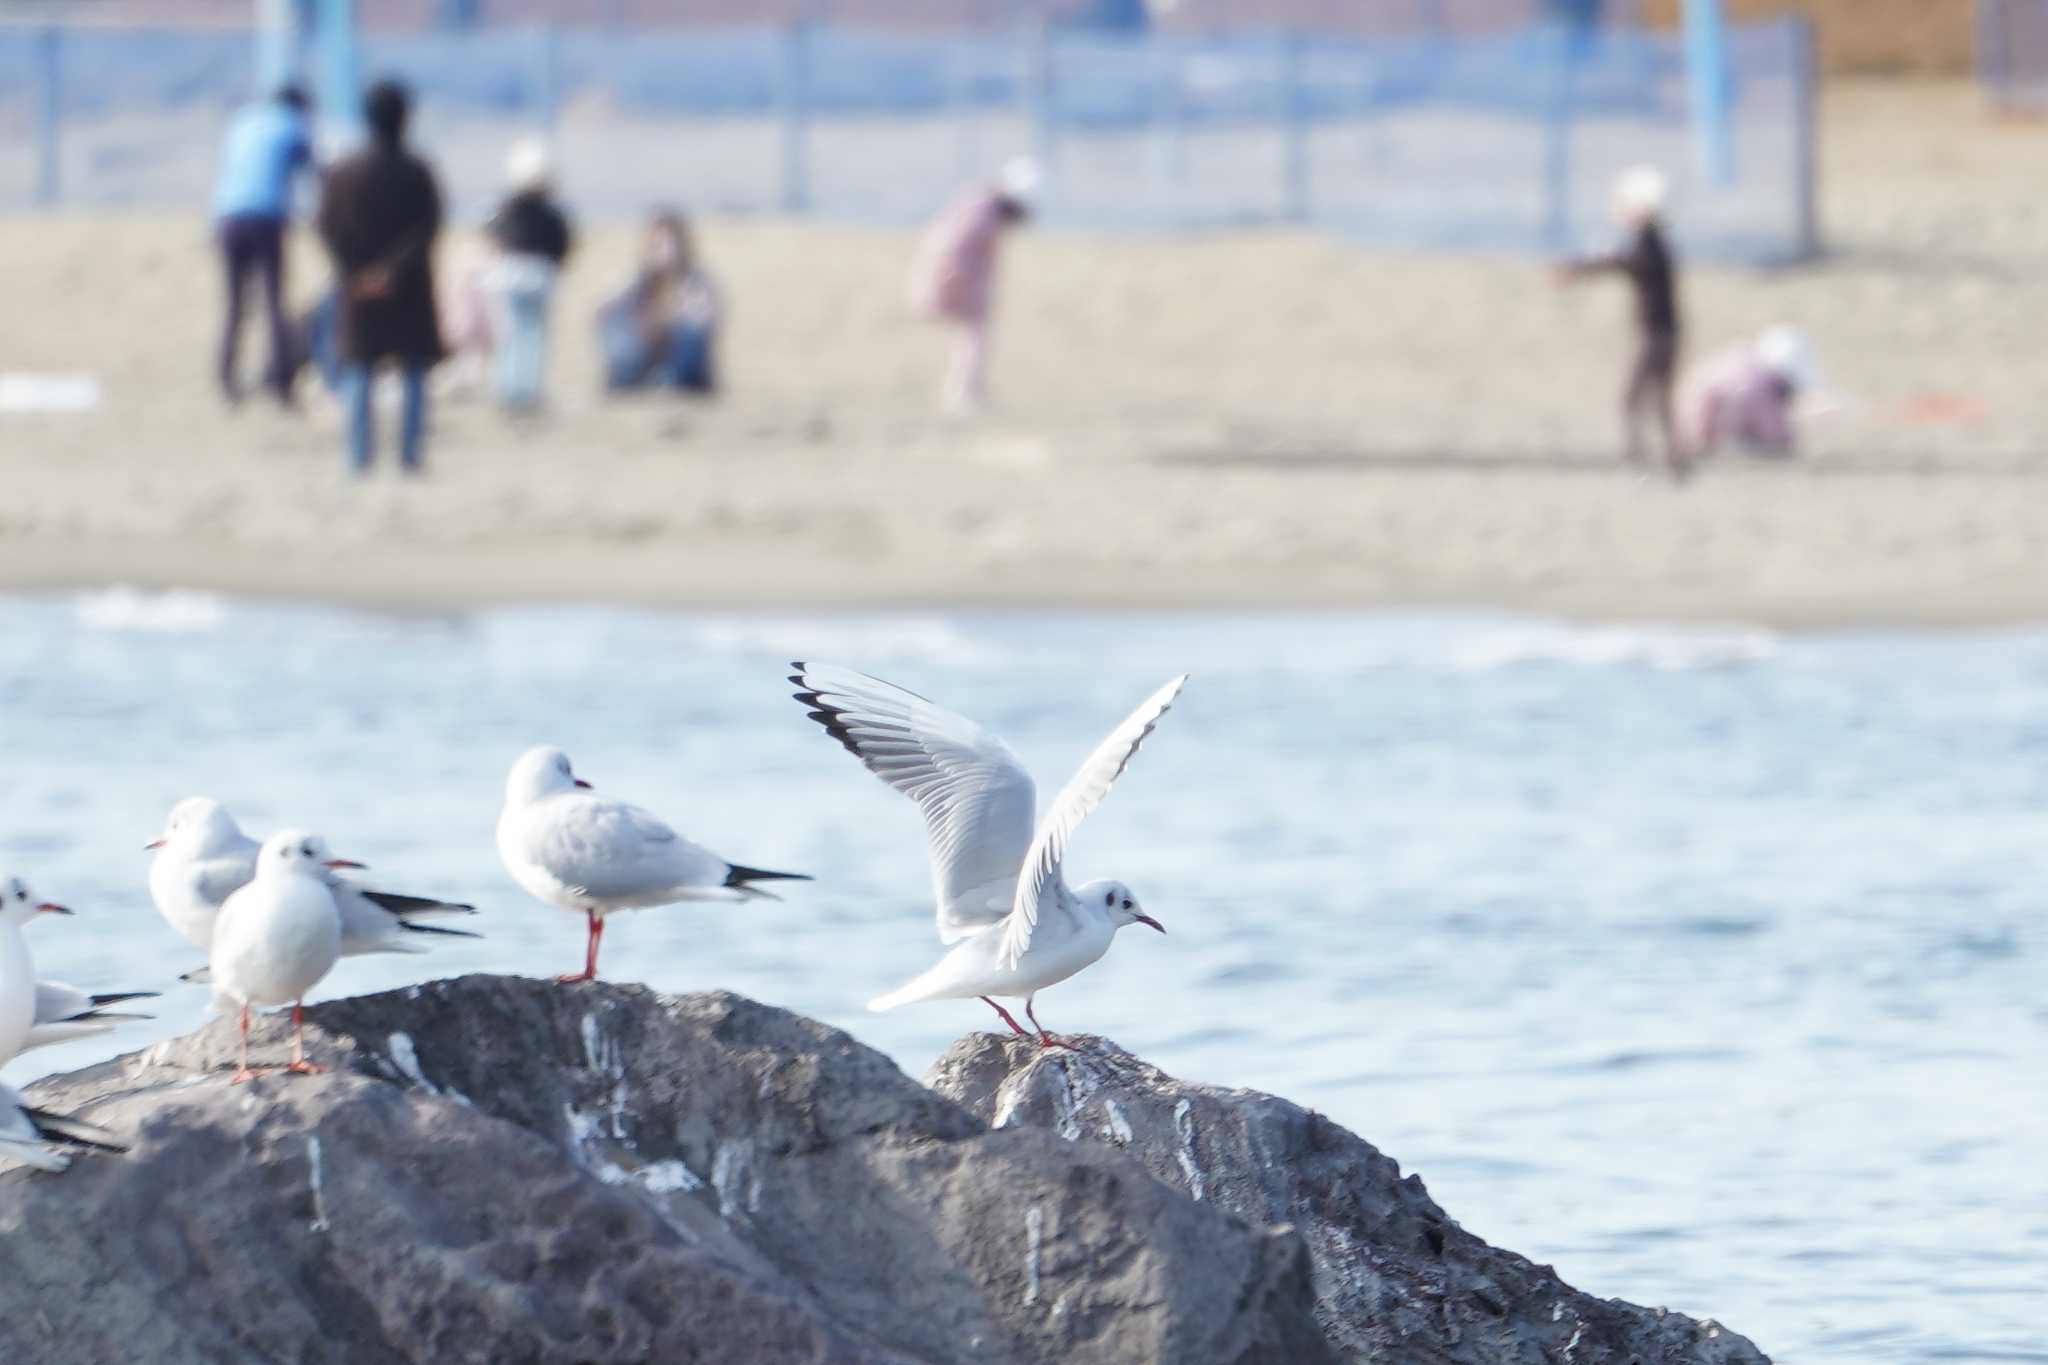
[1,591,2041,1363]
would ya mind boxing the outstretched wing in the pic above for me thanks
[1000,675,1187,970]
[792,663,1036,943]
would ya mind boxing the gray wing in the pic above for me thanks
[792,663,1037,943]
[1001,675,1187,969]
[21,981,157,1053]
[524,792,730,900]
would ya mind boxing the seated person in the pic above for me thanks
[1679,325,1816,460]
[598,209,719,394]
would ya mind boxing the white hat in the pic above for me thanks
[998,155,1042,205]
[1755,325,1817,390]
[1609,164,1668,224]
[505,137,551,191]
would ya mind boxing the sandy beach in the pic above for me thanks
[2,81,2044,625]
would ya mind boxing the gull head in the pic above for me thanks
[504,745,591,807]
[0,875,72,927]
[147,796,242,855]
[1078,879,1163,936]
[254,830,363,883]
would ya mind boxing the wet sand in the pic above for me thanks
[2,82,2044,625]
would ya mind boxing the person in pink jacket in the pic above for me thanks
[909,156,1039,413]
[1679,325,1817,460]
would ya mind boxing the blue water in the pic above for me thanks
[2,592,2042,1363]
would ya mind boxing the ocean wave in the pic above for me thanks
[1449,623,1782,673]
[72,586,233,634]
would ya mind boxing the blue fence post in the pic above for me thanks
[1684,0,1736,185]
[778,21,811,214]
[1027,22,1055,214]
[1791,16,1820,258]
[1539,23,1575,250]
[531,23,559,136]
[1280,30,1309,224]
[35,26,61,206]
[1148,38,1186,221]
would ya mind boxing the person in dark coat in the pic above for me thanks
[315,79,445,474]
[482,138,574,411]
[1557,165,1686,479]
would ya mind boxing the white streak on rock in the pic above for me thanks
[307,1136,330,1233]
[581,1013,628,1138]
[1102,1099,1133,1146]
[711,1139,757,1220]
[1023,1205,1044,1306]
[1173,1098,1205,1201]
[385,1032,437,1094]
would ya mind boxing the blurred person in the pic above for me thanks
[1556,165,1685,478]
[598,209,719,395]
[908,156,1038,414]
[1679,325,1818,460]
[483,138,574,411]
[438,235,498,398]
[315,79,445,475]
[211,84,314,406]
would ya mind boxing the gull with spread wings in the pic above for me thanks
[790,664,1184,1048]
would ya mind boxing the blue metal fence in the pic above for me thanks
[0,18,1817,260]
[1979,0,2048,109]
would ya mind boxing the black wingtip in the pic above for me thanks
[725,863,813,888]
[361,890,479,917]
[87,991,161,1008]
[398,921,484,940]
[24,1108,128,1155]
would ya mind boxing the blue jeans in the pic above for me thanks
[492,284,550,409]
[343,362,427,472]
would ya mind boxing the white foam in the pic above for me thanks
[73,587,232,634]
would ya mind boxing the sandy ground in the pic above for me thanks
[1,81,2045,625]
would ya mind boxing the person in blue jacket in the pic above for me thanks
[211,84,314,406]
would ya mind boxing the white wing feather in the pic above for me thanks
[523,792,729,900]
[999,675,1187,970]
[792,664,1037,942]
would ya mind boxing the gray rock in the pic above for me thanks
[927,1034,1770,1365]
[0,975,1331,1365]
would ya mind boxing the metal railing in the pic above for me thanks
[0,17,1818,261]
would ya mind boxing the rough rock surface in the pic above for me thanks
[929,1034,1770,1365]
[0,976,1770,1364]
[0,976,1329,1365]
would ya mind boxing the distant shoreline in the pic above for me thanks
[6,537,2046,631]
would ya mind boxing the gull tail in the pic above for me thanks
[724,864,812,902]
[360,890,479,920]
[24,1107,127,1155]
[868,961,957,1013]
[398,920,483,941]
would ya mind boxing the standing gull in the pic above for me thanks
[148,797,479,971]
[208,830,350,1081]
[496,745,811,983]
[790,665,1183,1047]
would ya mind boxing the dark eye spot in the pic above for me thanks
[1122,899,1132,910]
[301,843,315,857]
[1104,891,1115,907]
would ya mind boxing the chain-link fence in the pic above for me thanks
[0,16,1817,260]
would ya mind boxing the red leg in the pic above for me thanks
[555,910,603,984]
[980,996,1030,1037]
[1025,996,1076,1051]
[231,1004,263,1083]
[285,1000,327,1075]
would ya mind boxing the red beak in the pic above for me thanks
[36,902,73,916]
[573,778,592,789]
[1135,913,1164,934]
[144,837,166,850]
[323,858,367,870]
